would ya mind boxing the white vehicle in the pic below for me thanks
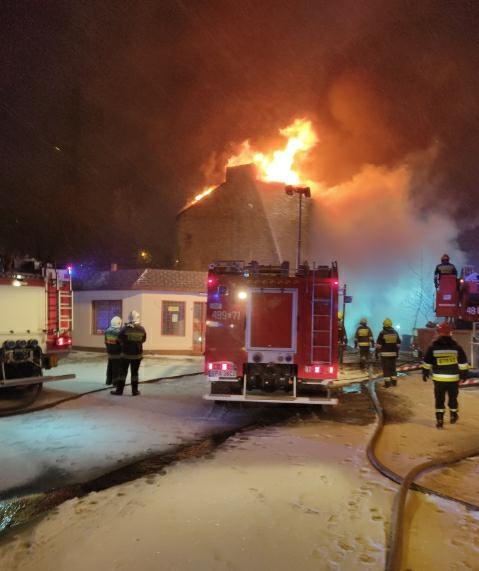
[0,262,75,390]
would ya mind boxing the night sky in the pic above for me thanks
[1,0,478,268]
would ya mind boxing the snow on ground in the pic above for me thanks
[0,352,259,497]
[1,355,479,570]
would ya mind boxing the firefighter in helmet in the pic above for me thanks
[354,318,374,370]
[421,321,469,428]
[376,318,401,388]
[338,311,348,364]
[434,254,457,288]
[104,316,123,387]
[111,310,147,397]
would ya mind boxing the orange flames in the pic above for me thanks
[185,118,318,209]
[228,118,318,185]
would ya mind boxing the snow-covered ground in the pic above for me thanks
[1,353,479,570]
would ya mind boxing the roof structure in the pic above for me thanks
[73,268,207,293]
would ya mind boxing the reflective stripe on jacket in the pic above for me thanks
[354,326,373,347]
[376,328,401,357]
[422,337,469,382]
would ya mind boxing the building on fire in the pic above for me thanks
[175,163,312,271]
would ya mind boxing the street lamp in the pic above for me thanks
[285,185,311,270]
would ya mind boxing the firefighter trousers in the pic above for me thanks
[121,358,142,391]
[106,357,123,386]
[433,380,459,412]
[359,347,371,369]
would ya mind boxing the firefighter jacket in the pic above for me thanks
[354,325,374,348]
[338,320,348,345]
[104,326,122,357]
[119,323,147,359]
[376,327,401,357]
[422,336,469,382]
[434,262,457,286]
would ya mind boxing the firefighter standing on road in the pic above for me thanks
[434,254,457,288]
[338,311,348,364]
[111,310,147,397]
[376,318,401,388]
[104,316,123,386]
[421,322,469,428]
[354,318,374,370]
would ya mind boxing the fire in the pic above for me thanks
[228,118,318,185]
[194,186,215,203]
[185,118,318,209]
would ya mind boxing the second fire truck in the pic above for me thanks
[204,260,340,405]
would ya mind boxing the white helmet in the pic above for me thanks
[129,310,140,324]
[110,316,122,328]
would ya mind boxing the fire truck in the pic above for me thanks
[414,265,479,364]
[0,261,75,393]
[204,260,340,405]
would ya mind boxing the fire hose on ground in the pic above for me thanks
[365,375,479,571]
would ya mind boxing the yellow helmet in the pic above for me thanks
[338,311,343,320]
[360,317,368,325]
[383,318,393,328]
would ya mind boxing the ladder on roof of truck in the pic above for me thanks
[310,265,334,364]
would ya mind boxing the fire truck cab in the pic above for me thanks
[204,260,340,405]
[0,262,75,391]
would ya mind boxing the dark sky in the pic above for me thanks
[1,0,478,267]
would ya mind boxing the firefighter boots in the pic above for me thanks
[110,390,123,396]
[435,412,444,429]
[390,377,397,387]
[131,382,140,396]
[450,411,459,424]
[383,379,392,388]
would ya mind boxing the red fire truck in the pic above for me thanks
[204,260,340,405]
[0,262,75,392]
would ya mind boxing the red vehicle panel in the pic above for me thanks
[204,261,339,405]
[249,291,295,349]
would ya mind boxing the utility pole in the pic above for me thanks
[285,185,311,269]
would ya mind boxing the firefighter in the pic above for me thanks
[421,322,469,428]
[354,318,374,370]
[376,318,401,388]
[111,310,147,396]
[338,311,348,364]
[104,315,123,386]
[434,254,457,288]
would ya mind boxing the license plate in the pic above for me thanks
[209,370,237,378]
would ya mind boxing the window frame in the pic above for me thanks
[91,299,123,335]
[161,300,186,337]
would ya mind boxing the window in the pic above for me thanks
[162,301,185,336]
[92,300,122,335]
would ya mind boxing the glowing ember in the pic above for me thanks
[194,187,214,202]
[228,118,318,185]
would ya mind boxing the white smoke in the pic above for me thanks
[311,162,464,340]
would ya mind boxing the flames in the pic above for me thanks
[228,118,318,185]
[186,118,318,208]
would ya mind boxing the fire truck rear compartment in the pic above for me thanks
[245,362,295,392]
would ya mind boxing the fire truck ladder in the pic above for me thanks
[47,269,73,334]
[310,268,333,364]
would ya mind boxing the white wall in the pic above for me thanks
[73,290,206,353]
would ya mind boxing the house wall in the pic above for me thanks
[176,164,311,271]
[73,290,206,354]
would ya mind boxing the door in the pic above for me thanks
[193,302,206,353]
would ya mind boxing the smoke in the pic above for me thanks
[311,159,464,337]
[2,0,478,267]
